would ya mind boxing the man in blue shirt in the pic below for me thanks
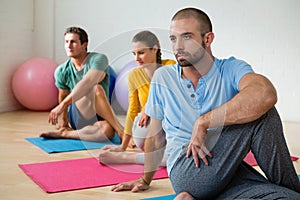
[111,8,300,199]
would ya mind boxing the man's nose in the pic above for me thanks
[174,38,184,51]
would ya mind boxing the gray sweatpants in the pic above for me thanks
[169,107,300,199]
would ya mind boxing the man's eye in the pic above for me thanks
[183,35,191,40]
[170,37,176,42]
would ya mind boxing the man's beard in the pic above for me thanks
[176,52,193,67]
[175,42,206,67]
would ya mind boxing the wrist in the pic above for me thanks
[120,144,127,151]
[141,176,151,186]
[121,134,131,149]
[61,100,68,109]
[197,115,210,130]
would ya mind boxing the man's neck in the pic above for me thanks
[194,53,214,76]
[71,52,88,71]
[182,67,201,89]
[181,55,214,90]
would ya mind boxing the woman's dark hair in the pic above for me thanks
[132,30,162,64]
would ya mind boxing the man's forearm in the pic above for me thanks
[61,107,69,122]
[58,90,70,122]
[67,70,104,104]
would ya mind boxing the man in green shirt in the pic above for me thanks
[40,27,123,142]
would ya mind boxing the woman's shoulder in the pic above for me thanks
[128,67,146,82]
[162,59,176,66]
[129,67,144,76]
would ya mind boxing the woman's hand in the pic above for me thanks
[101,145,125,152]
[138,112,149,128]
[111,177,150,192]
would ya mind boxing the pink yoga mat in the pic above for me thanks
[244,151,298,166]
[19,158,168,193]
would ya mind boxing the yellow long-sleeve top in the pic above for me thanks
[124,59,176,135]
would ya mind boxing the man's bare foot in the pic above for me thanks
[40,128,66,138]
[98,150,136,164]
[174,192,193,200]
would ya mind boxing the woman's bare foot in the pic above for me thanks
[40,128,66,138]
[98,150,136,164]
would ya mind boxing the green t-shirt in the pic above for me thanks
[54,52,110,98]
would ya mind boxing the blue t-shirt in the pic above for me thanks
[54,52,110,97]
[145,56,254,175]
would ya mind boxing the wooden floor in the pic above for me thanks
[0,110,299,200]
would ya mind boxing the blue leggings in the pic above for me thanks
[169,107,300,199]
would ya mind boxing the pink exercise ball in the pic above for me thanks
[114,60,138,111]
[12,57,58,111]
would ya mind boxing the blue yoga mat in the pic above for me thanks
[26,134,121,153]
[143,194,176,200]
[298,174,300,181]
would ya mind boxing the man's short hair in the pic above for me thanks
[64,27,88,44]
[172,7,212,36]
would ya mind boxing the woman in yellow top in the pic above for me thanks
[100,30,175,165]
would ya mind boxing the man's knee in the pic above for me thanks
[95,85,106,98]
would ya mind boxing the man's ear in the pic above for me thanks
[83,42,88,50]
[204,32,214,47]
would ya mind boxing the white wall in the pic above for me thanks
[0,0,299,122]
[0,0,34,112]
[33,0,55,58]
